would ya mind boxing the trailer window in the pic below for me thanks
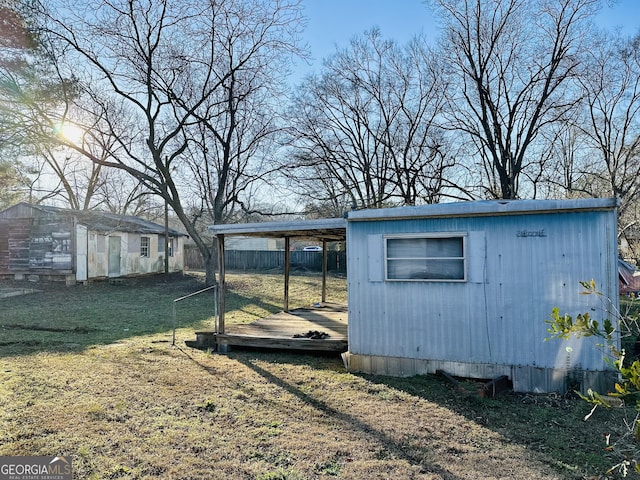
[385,234,466,281]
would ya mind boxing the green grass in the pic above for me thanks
[0,272,629,479]
[0,273,213,355]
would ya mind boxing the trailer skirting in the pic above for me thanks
[342,352,616,394]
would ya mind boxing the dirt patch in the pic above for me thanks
[0,288,41,299]
[2,324,96,334]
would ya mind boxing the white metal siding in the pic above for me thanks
[347,207,619,376]
[367,235,384,282]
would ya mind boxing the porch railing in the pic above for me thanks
[172,285,218,345]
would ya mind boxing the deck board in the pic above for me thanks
[215,302,348,352]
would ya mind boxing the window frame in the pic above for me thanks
[384,233,467,282]
[158,236,174,257]
[140,236,150,258]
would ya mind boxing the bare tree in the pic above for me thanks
[286,29,454,210]
[287,161,357,218]
[91,167,154,216]
[0,160,26,208]
[0,62,134,210]
[35,0,304,284]
[0,1,117,209]
[578,30,640,219]
[181,12,293,227]
[570,29,640,257]
[433,0,600,199]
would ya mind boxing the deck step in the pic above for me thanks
[187,302,348,353]
[216,333,347,352]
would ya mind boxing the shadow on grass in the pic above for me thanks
[0,273,282,358]
[176,347,463,480]
[182,348,615,479]
[362,372,617,479]
[232,294,286,321]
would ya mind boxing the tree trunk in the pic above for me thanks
[204,251,217,287]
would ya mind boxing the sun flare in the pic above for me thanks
[57,122,84,145]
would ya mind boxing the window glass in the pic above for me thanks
[140,236,150,257]
[426,237,463,257]
[385,236,465,281]
[387,238,427,258]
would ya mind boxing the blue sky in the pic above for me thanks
[293,0,640,80]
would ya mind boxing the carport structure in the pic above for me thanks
[207,218,347,352]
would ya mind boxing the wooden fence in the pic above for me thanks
[184,245,346,273]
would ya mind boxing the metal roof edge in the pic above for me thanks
[1,203,187,236]
[346,198,620,222]
[207,217,347,236]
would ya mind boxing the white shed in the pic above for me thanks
[0,203,186,284]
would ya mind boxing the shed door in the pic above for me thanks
[76,225,88,281]
[108,236,121,277]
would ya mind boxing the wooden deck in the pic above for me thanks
[193,303,348,352]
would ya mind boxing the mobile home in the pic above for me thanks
[345,198,619,393]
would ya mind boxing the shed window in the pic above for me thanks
[159,236,174,257]
[385,234,466,281]
[140,236,150,257]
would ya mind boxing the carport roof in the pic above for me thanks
[207,218,347,241]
